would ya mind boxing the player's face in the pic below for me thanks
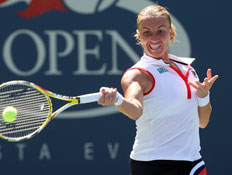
[138,16,172,60]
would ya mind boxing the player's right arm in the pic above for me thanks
[98,69,153,120]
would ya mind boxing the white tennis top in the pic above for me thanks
[129,53,202,161]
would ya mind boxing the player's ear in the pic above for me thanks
[169,24,176,42]
[169,29,173,40]
[135,29,141,44]
[137,31,141,40]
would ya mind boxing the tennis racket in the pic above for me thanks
[0,80,101,142]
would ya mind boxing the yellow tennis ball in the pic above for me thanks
[2,106,17,122]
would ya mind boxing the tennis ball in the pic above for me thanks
[2,106,17,123]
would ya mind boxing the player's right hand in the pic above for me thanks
[98,87,118,106]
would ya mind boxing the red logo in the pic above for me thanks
[199,168,207,175]
[0,0,68,18]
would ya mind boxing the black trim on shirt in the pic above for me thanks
[170,59,188,66]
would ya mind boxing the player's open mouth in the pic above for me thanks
[149,44,161,50]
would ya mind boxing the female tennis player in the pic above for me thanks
[98,5,218,175]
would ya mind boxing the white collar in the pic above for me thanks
[169,54,195,65]
[141,53,195,66]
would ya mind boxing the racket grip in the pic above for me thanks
[79,92,101,104]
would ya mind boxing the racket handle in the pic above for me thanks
[79,92,101,104]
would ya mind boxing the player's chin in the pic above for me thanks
[146,50,164,59]
[146,47,165,58]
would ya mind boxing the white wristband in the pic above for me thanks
[198,93,210,107]
[114,92,124,106]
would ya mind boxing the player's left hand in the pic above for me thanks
[189,68,219,98]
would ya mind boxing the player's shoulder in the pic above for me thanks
[121,67,153,90]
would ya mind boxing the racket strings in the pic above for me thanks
[0,84,50,140]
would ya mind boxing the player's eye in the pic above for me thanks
[143,31,150,35]
[158,30,165,33]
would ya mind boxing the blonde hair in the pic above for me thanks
[135,5,176,44]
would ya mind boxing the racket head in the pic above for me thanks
[0,80,52,142]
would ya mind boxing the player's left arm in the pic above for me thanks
[189,69,219,128]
